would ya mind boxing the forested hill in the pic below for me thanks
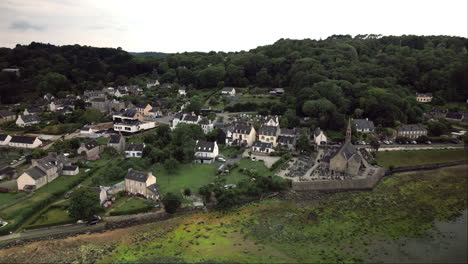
[0,36,467,114]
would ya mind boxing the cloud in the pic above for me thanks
[9,20,45,31]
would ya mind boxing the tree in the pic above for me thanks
[162,192,182,213]
[296,133,312,153]
[164,158,179,173]
[68,188,101,221]
[81,108,104,124]
[183,188,192,197]
[416,135,430,143]
[369,137,380,152]
[185,96,203,114]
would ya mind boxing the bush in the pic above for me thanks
[162,192,182,214]
[109,204,153,216]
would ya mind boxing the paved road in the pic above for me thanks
[0,222,105,243]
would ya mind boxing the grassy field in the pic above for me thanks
[110,197,154,215]
[219,145,244,158]
[0,192,27,205]
[152,159,266,195]
[237,94,281,104]
[39,123,82,135]
[376,148,468,169]
[26,208,72,229]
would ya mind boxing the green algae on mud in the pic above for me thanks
[100,165,467,263]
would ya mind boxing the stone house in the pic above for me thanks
[313,127,327,145]
[397,124,428,139]
[16,114,40,127]
[0,111,16,124]
[108,134,126,152]
[258,125,279,147]
[416,93,433,103]
[352,118,375,133]
[276,135,295,150]
[125,169,160,200]
[252,141,274,154]
[77,140,100,160]
[125,143,145,158]
[135,103,153,116]
[8,136,42,148]
[194,140,219,164]
[221,87,236,96]
[231,124,256,147]
[62,165,79,175]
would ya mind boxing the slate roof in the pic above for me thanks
[277,135,295,144]
[198,118,210,125]
[83,140,98,150]
[125,144,144,152]
[10,135,37,144]
[147,184,161,196]
[26,166,47,180]
[121,108,138,118]
[0,134,10,141]
[314,127,323,137]
[20,114,40,123]
[446,112,464,120]
[399,124,427,132]
[0,166,15,177]
[0,111,15,118]
[195,141,216,153]
[353,119,375,130]
[334,141,361,162]
[183,115,199,122]
[416,93,432,97]
[178,86,187,91]
[259,125,278,136]
[233,124,252,134]
[136,103,149,109]
[125,169,150,182]
[109,134,122,144]
[63,165,78,171]
[221,87,235,92]
[253,141,273,149]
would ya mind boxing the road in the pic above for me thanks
[0,222,105,243]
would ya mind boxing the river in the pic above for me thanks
[366,209,467,263]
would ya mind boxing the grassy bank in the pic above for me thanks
[376,148,467,169]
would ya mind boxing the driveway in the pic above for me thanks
[241,150,280,168]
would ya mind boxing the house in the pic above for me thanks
[252,141,274,154]
[148,108,163,118]
[269,88,285,96]
[23,108,42,116]
[221,87,236,96]
[90,98,109,113]
[313,127,327,145]
[201,106,212,113]
[135,103,152,116]
[146,79,160,88]
[279,128,302,139]
[218,126,234,145]
[258,125,279,147]
[264,116,279,127]
[113,108,144,123]
[231,124,256,147]
[62,165,79,175]
[114,120,156,134]
[77,140,100,160]
[445,112,466,122]
[352,118,375,133]
[194,140,219,164]
[397,124,428,139]
[0,111,16,124]
[276,136,295,150]
[416,93,433,103]
[199,118,214,134]
[108,134,126,152]
[8,136,42,148]
[125,169,160,200]
[178,86,187,96]
[43,93,55,102]
[125,144,145,158]
[0,134,12,146]
[329,122,362,176]
[2,68,20,76]
[0,166,16,180]
[79,126,98,136]
[16,114,40,127]
[83,90,105,100]
[17,152,70,191]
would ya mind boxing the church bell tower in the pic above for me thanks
[346,118,352,143]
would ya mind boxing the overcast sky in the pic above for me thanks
[0,0,466,53]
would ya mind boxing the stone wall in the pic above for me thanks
[292,167,386,191]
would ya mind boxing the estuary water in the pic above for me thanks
[366,209,467,263]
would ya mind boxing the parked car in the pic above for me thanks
[426,141,431,144]
[216,157,226,162]
[411,141,417,144]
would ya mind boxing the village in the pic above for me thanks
[0,73,467,234]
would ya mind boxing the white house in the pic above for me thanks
[252,141,274,154]
[198,118,214,134]
[178,86,187,96]
[352,118,375,133]
[125,143,145,158]
[313,127,327,145]
[9,136,42,149]
[194,140,219,164]
[221,87,236,96]
[0,134,12,146]
[16,115,40,127]
[62,165,79,175]
[146,79,160,88]
[114,121,155,134]
[230,124,256,147]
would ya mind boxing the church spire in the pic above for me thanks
[346,118,352,142]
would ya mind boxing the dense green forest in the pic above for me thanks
[0,35,467,129]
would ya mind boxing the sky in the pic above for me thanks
[0,0,466,53]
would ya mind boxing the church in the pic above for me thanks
[329,120,362,176]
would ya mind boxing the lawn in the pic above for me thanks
[111,197,154,215]
[26,207,72,229]
[39,123,82,135]
[0,192,27,205]
[219,145,244,158]
[228,158,273,182]
[376,148,468,169]
[237,94,280,104]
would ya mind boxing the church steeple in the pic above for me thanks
[346,118,352,142]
